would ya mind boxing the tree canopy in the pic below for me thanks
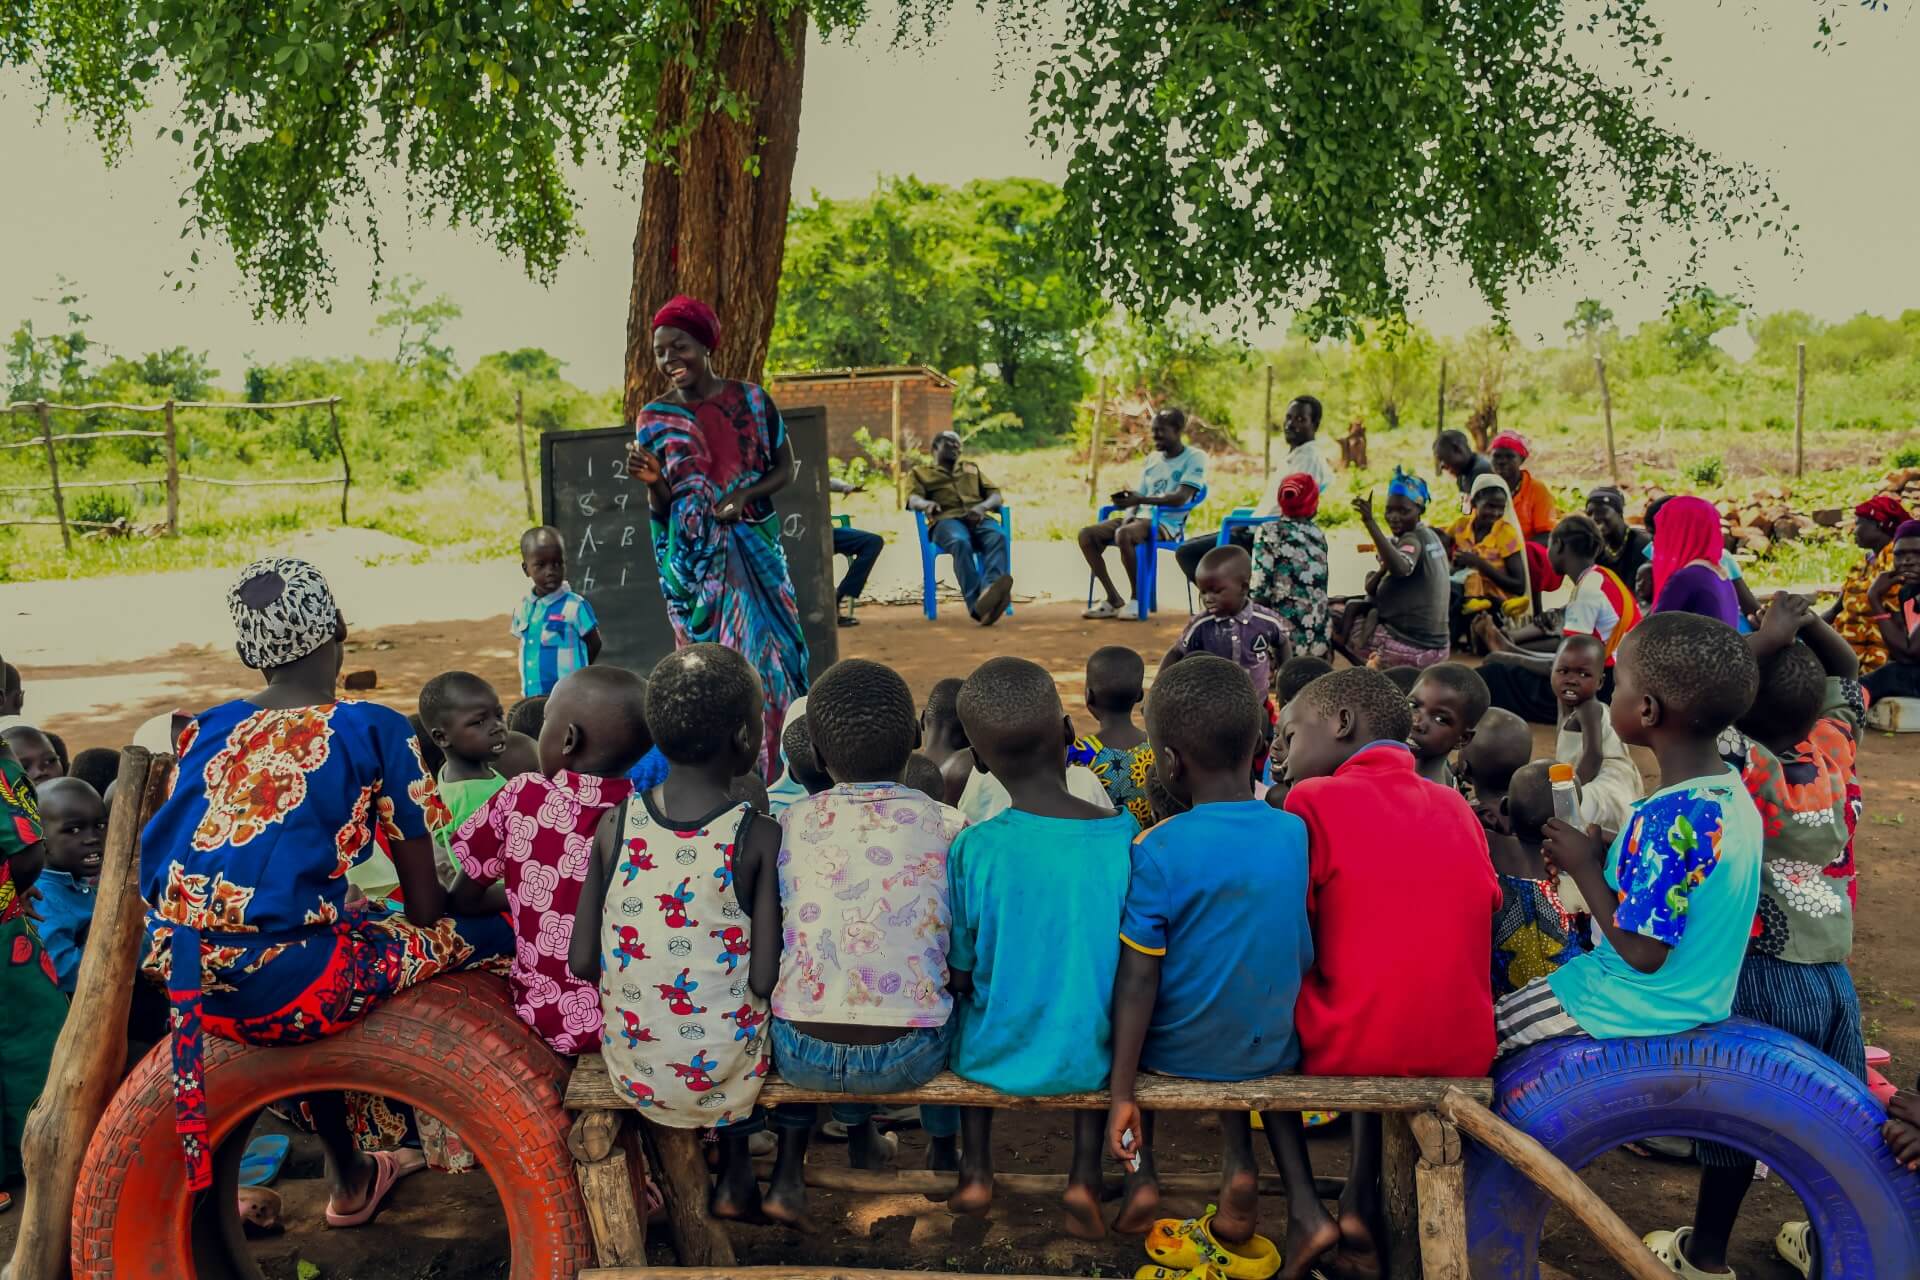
[0,2,1871,344]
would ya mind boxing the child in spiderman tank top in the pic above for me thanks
[571,643,783,1222]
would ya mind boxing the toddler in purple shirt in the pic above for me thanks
[1161,545,1291,705]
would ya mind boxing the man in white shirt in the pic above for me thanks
[1176,394,1332,583]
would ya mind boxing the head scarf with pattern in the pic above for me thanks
[1386,467,1430,512]
[1277,471,1320,519]
[1856,494,1913,537]
[227,557,340,671]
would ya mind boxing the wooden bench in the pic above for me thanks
[563,1053,1662,1280]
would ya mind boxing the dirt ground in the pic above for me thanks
[7,601,1916,1279]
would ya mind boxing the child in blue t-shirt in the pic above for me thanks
[1107,654,1315,1264]
[1495,612,1763,1055]
[945,657,1138,1238]
[511,526,602,697]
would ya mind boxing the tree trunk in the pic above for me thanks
[623,4,809,420]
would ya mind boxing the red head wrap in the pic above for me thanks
[1855,494,1912,536]
[651,295,720,351]
[1488,430,1530,459]
[1277,471,1320,519]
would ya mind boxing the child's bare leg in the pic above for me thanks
[1258,1109,1341,1280]
[950,1107,994,1217]
[1327,1113,1384,1280]
[761,1106,813,1229]
[709,1126,762,1221]
[1111,1108,1161,1234]
[1211,1110,1263,1246]
[309,1092,378,1206]
[1060,1111,1107,1240]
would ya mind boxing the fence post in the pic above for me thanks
[1262,365,1275,483]
[515,388,536,524]
[328,397,352,522]
[889,379,904,508]
[163,399,180,536]
[1794,342,1807,478]
[1436,357,1447,435]
[36,400,71,551]
[1088,376,1106,508]
[1595,356,1619,487]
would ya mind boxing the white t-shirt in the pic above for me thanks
[958,765,1115,825]
[1259,441,1336,514]
[1553,713,1643,839]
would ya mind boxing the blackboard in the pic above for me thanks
[539,406,838,683]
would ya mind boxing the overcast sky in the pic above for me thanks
[2,3,1915,391]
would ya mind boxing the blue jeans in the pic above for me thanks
[768,1018,959,1139]
[929,517,1010,615]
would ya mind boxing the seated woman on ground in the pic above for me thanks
[1826,494,1910,674]
[1444,474,1529,649]
[1860,520,1920,706]
[1332,469,1453,671]
[140,557,514,1215]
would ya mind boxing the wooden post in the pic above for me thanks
[571,1110,647,1266]
[1088,376,1106,507]
[1789,343,1804,477]
[889,379,904,508]
[641,1120,733,1266]
[36,400,70,551]
[1262,365,1275,481]
[1380,1112,1420,1280]
[1411,1111,1469,1280]
[328,397,352,522]
[516,389,537,524]
[163,399,180,535]
[1436,357,1447,434]
[9,749,170,1280]
[1595,355,1619,486]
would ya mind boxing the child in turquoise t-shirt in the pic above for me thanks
[945,657,1138,1239]
[1495,613,1763,1054]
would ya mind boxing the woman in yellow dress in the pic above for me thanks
[1826,495,1910,674]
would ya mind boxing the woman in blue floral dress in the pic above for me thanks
[1250,472,1331,659]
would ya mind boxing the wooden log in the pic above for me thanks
[570,1109,624,1164]
[1261,365,1274,484]
[164,399,180,536]
[1380,1113,1420,1280]
[574,1111,648,1268]
[328,397,351,523]
[1413,1156,1469,1280]
[7,749,170,1280]
[640,1120,733,1267]
[1088,375,1105,507]
[1440,1087,1669,1280]
[36,401,70,552]
[566,1054,1491,1114]
[746,1160,1344,1202]
[0,429,167,449]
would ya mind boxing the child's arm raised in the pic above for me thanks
[570,807,620,984]
[1541,818,1669,974]
[736,813,785,1001]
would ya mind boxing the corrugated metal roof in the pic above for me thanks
[768,365,957,389]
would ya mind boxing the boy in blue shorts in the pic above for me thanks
[1495,611,1762,1055]
[1107,654,1317,1269]
[512,526,603,697]
[946,657,1138,1237]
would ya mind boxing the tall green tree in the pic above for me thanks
[1660,286,1744,369]
[3,1,1856,416]
[1349,315,1435,431]
[772,177,1098,434]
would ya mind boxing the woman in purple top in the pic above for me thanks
[1650,496,1740,627]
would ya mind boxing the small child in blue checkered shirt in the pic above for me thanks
[511,526,603,697]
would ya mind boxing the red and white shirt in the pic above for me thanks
[1562,564,1640,663]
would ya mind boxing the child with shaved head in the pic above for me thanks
[451,665,652,1056]
[947,657,1138,1235]
[1276,666,1499,1279]
[512,525,603,697]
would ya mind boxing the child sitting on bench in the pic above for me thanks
[451,665,651,1057]
[419,672,512,872]
[1488,760,1588,999]
[29,776,108,992]
[572,644,783,1220]
[1107,655,1314,1266]
[946,657,1139,1236]
[763,659,968,1229]
[1277,665,1500,1278]
[140,557,513,1211]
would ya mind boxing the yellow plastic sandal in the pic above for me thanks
[1135,1264,1232,1280]
[1144,1206,1282,1280]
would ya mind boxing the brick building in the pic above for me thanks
[768,366,956,461]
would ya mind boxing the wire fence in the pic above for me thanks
[0,397,349,550]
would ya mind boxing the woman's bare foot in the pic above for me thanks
[759,1183,812,1231]
[949,1171,993,1218]
[1111,1172,1161,1235]
[1209,1165,1261,1245]
[1278,1211,1343,1280]
[1059,1181,1106,1240]
[1318,1209,1384,1280]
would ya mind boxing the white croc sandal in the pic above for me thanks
[1774,1221,1812,1279]
[1643,1226,1734,1278]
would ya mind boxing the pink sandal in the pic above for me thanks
[324,1149,420,1228]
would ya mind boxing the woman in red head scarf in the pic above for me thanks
[625,295,808,778]
[1488,430,1557,543]
[1249,471,1331,658]
[1649,495,1740,627]
[1825,493,1914,673]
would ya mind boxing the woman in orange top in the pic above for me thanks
[1490,431,1556,543]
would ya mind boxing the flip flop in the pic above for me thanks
[239,1134,290,1188]
[1774,1221,1812,1280]
[324,1149,421,1228]
[0,1189,12,1213]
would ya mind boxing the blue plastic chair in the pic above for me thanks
[914,506,1014,622]
[1089,484,1209,620]
[1216,507,1279,547]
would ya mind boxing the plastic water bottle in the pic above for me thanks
[1549,763,1581,828]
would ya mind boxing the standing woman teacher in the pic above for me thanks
[626,296,808,780]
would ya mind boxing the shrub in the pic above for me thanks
[1685,455,1725,487]
[1891,444,1920,470]
[71,489,133,527]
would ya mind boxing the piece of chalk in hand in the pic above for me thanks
[1121,1127,1141,1172]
